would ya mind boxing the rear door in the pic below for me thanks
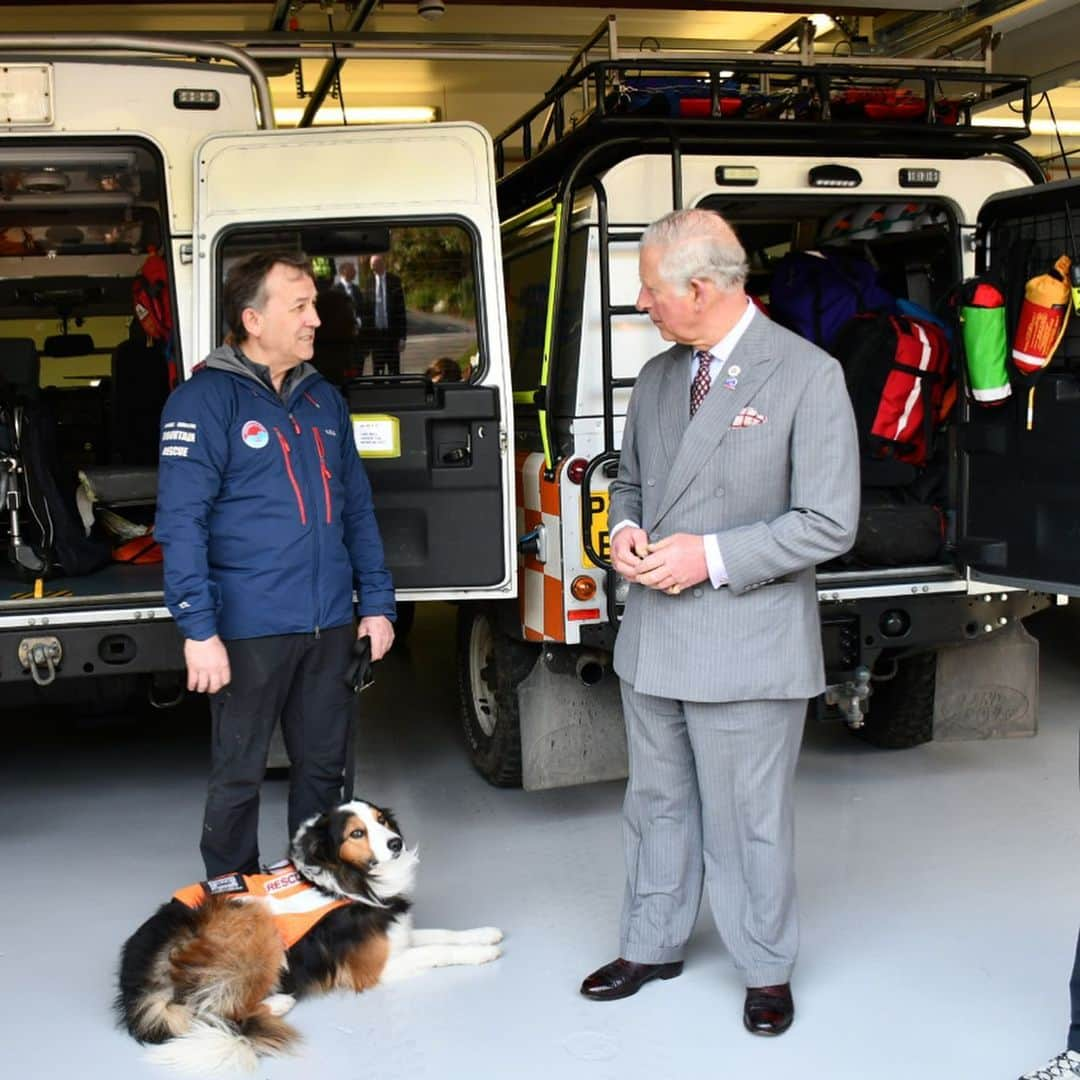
[960,177,1080,594]
[193,123,514,599]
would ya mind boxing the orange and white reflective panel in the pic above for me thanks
[515,450,564,643]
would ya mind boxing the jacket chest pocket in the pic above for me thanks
[716,418,782,465]
[699,421,788,497]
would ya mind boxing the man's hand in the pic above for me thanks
[636,533,708,595]
[184,635,231,694]
[358,616,395,661]
[611,526,650,580]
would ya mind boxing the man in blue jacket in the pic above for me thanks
[156,251,396,878]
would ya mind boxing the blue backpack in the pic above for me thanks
[769,251,896,351]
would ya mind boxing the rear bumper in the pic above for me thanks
[0,617,184,684]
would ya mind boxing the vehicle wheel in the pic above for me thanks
[856,649,937,749]
[456,604,538,787]
[392,600,416,643]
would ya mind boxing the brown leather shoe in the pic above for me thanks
[743,983,794,1036]
[580,957,684,1001]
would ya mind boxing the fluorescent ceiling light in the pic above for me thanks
[973,116,1080,136]
[274,105,438,126]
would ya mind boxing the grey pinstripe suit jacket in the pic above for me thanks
[610,309,860,703]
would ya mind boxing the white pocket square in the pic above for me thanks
[731,407,767,428]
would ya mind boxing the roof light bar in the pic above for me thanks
[899,167,940,189]
[716,165,759,187]
[174,88,220,110]
[809,164,862,188]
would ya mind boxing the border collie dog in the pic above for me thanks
[117,800,502,1073]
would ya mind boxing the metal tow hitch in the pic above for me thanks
[19,636,62,686]
[825,665,872,729]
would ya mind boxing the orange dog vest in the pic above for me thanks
[174,863,349,949]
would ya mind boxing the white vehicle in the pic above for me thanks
[456,48,1080,789]
[0,39,515,707]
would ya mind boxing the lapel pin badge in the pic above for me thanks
[727,364,741,377]
[723,376,738,390]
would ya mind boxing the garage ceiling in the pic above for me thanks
[3,1,1079,176]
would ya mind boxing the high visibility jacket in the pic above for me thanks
[173,863,349,950]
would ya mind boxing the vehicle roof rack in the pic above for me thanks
[493,15,1035,212]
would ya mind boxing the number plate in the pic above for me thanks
[585,489,610,566]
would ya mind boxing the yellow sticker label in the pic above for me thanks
[351,414,400,459]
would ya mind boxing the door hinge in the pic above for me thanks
[178,242,193,265]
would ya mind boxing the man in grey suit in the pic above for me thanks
[580,209,859,1036]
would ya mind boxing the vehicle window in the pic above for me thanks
[504,225,588,396]
[216,221,481,386]
[0,140,170,467]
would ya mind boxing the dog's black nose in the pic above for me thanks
[387,836,402,853]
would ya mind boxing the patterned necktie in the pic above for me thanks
[376,275,387,329]
[690,350,713,417]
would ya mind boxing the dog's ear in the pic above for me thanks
[293,810,340,869]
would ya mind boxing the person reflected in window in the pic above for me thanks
[314,283,362,385]
[360,253,407,376]
[425,356,462,384]
[334,260,363,326]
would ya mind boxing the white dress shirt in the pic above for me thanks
[611,298,757,589]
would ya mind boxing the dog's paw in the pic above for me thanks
[463,926,504,945]
[470,944,502,965]
[262,993,296,1017]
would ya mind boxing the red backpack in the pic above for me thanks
[132,246,176,387]
[832,313,954,468]
[133,246,172,342]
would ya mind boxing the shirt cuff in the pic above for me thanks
[609,519,639,541]
[703,533,729,588]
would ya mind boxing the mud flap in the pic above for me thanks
[517,659,628,790]
[933,620,1039,740]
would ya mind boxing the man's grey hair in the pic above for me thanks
[641,208,748,293]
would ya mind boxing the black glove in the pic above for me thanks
[343,635,374,695]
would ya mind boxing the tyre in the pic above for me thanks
[456,604,538,787]
[856,649,937,749]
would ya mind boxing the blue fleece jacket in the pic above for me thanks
[156,345,395,641]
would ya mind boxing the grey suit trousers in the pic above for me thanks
[619,684,805,988]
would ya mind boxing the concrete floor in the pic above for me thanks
[3,602,1079,1080]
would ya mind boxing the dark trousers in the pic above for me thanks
[370,331,401,376]
[1069,927,1080,1051]
[200,624,356,878]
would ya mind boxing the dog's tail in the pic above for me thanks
[143,1013,298,1074]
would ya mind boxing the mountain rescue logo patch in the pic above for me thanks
[241,420,269,449]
